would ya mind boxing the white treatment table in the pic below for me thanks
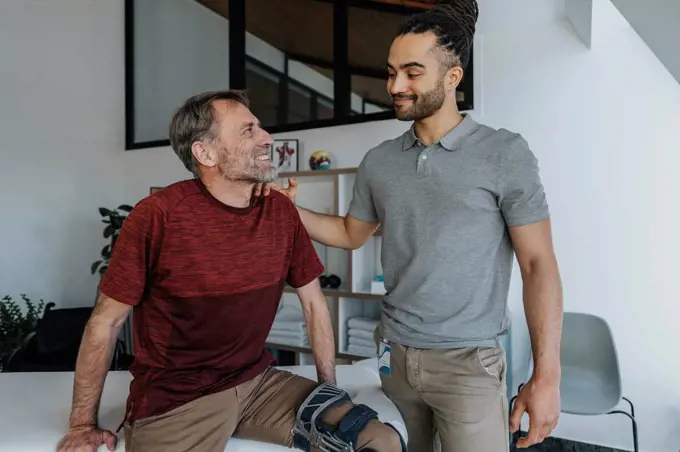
[0,358,407,451]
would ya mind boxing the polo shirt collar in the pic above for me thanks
[401,113,480,152]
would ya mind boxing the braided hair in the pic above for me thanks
[396,0,479,70]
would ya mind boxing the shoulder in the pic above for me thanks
[360,130,411,168]
[263,189,299,218]
[129,179,200,222]
[470,123,538,165]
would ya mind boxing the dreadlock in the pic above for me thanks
[396,0,479,70]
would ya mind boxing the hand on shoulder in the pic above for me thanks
[253,177,297,204]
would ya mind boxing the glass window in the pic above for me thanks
[245,0,333,127]
[132,0,230,144]
[245,59,281,128]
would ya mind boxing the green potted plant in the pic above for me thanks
[91,204,133,277]
[0,294,47,371]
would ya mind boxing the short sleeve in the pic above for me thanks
[98,197,165,305]
[286,212,325,288]
[347,153,379,223]
[498,134,550,227]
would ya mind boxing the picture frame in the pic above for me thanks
[270,139,299,173]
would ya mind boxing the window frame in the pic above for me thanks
[124,0,474,150]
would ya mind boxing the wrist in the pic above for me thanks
[532,362,561,384]
[69,413,97,430]
[69,421,97,430]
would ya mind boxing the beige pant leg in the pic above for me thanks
[421,346,509,452]
[379,341,436,452]
[124,387,239,452]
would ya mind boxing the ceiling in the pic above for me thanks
[193,0,435,107]
[194,0,428,72]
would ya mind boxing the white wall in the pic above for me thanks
[1,0,678,450]
[611,0,680,85]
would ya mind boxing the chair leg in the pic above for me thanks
[606,409,638,452]
[622,396,635,418]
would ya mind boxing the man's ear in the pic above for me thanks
[192,141,216,168]
[447,66,464,92]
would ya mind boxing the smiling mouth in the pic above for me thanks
[393,97,414,105]
[255,154,270,161]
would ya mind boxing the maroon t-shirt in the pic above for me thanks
[98,179,324,423]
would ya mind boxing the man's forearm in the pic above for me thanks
[68,319,121,428]
[296,207,352,249]
[523,258,563,382]
[303,300,336,384]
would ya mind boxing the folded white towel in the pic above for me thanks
[347,344,377,358]
[349,336,375,348]
[348,328,374,340]
[268,329,309,340]
[271,306,306,332]
[347,317,379,332]
[267,333,309,348]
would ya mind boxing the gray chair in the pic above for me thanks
[509,312,638,451]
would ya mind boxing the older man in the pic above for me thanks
[56,90,405,452]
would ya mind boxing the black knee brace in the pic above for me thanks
[291,381,406,451]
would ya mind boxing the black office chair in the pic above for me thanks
[3,303,126,372]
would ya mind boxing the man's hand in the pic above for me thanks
[509,376,560,448]
[253,177,297,203]
[56,425,117,452]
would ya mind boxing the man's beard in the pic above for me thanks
[218,148,278,183]
[392,78,446,121]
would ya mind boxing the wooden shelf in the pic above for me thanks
[269,165,383,365]
[337,351,374,361]
[265,343,311,354]
[283,286,383,300]
[278,168,357,178]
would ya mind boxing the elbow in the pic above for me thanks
[519,253,558,278]
[344,241,361,251]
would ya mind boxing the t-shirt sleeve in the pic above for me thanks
[498,134,550,227]
[98,197,165,305]
[286,209,325,288]
[347,153,379,223]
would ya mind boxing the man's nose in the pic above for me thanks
[389,74,409,96]
[260,130,273,147]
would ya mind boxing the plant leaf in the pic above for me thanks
[102,245,111,259]
[118,204,133,212]
[91,261,102,275]
[103,224,115,238]
[99,207,112,217]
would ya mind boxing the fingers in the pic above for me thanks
[515,414,556,448]
[253,184,261,197]
[515,415,543,448]
[103,430,118,451]
[508,398,525,433]
[288,177,298,188]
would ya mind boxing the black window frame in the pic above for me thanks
[124,0,474,150]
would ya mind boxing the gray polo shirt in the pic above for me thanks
[348,114,550,349]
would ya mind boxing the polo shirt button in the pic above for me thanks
[422,155,427,160]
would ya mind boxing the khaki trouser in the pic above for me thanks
[379,339,509,452]
[124,366,402,452]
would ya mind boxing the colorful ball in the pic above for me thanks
[309,151,331,170]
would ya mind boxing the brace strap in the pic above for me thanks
[292,382,380,451]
